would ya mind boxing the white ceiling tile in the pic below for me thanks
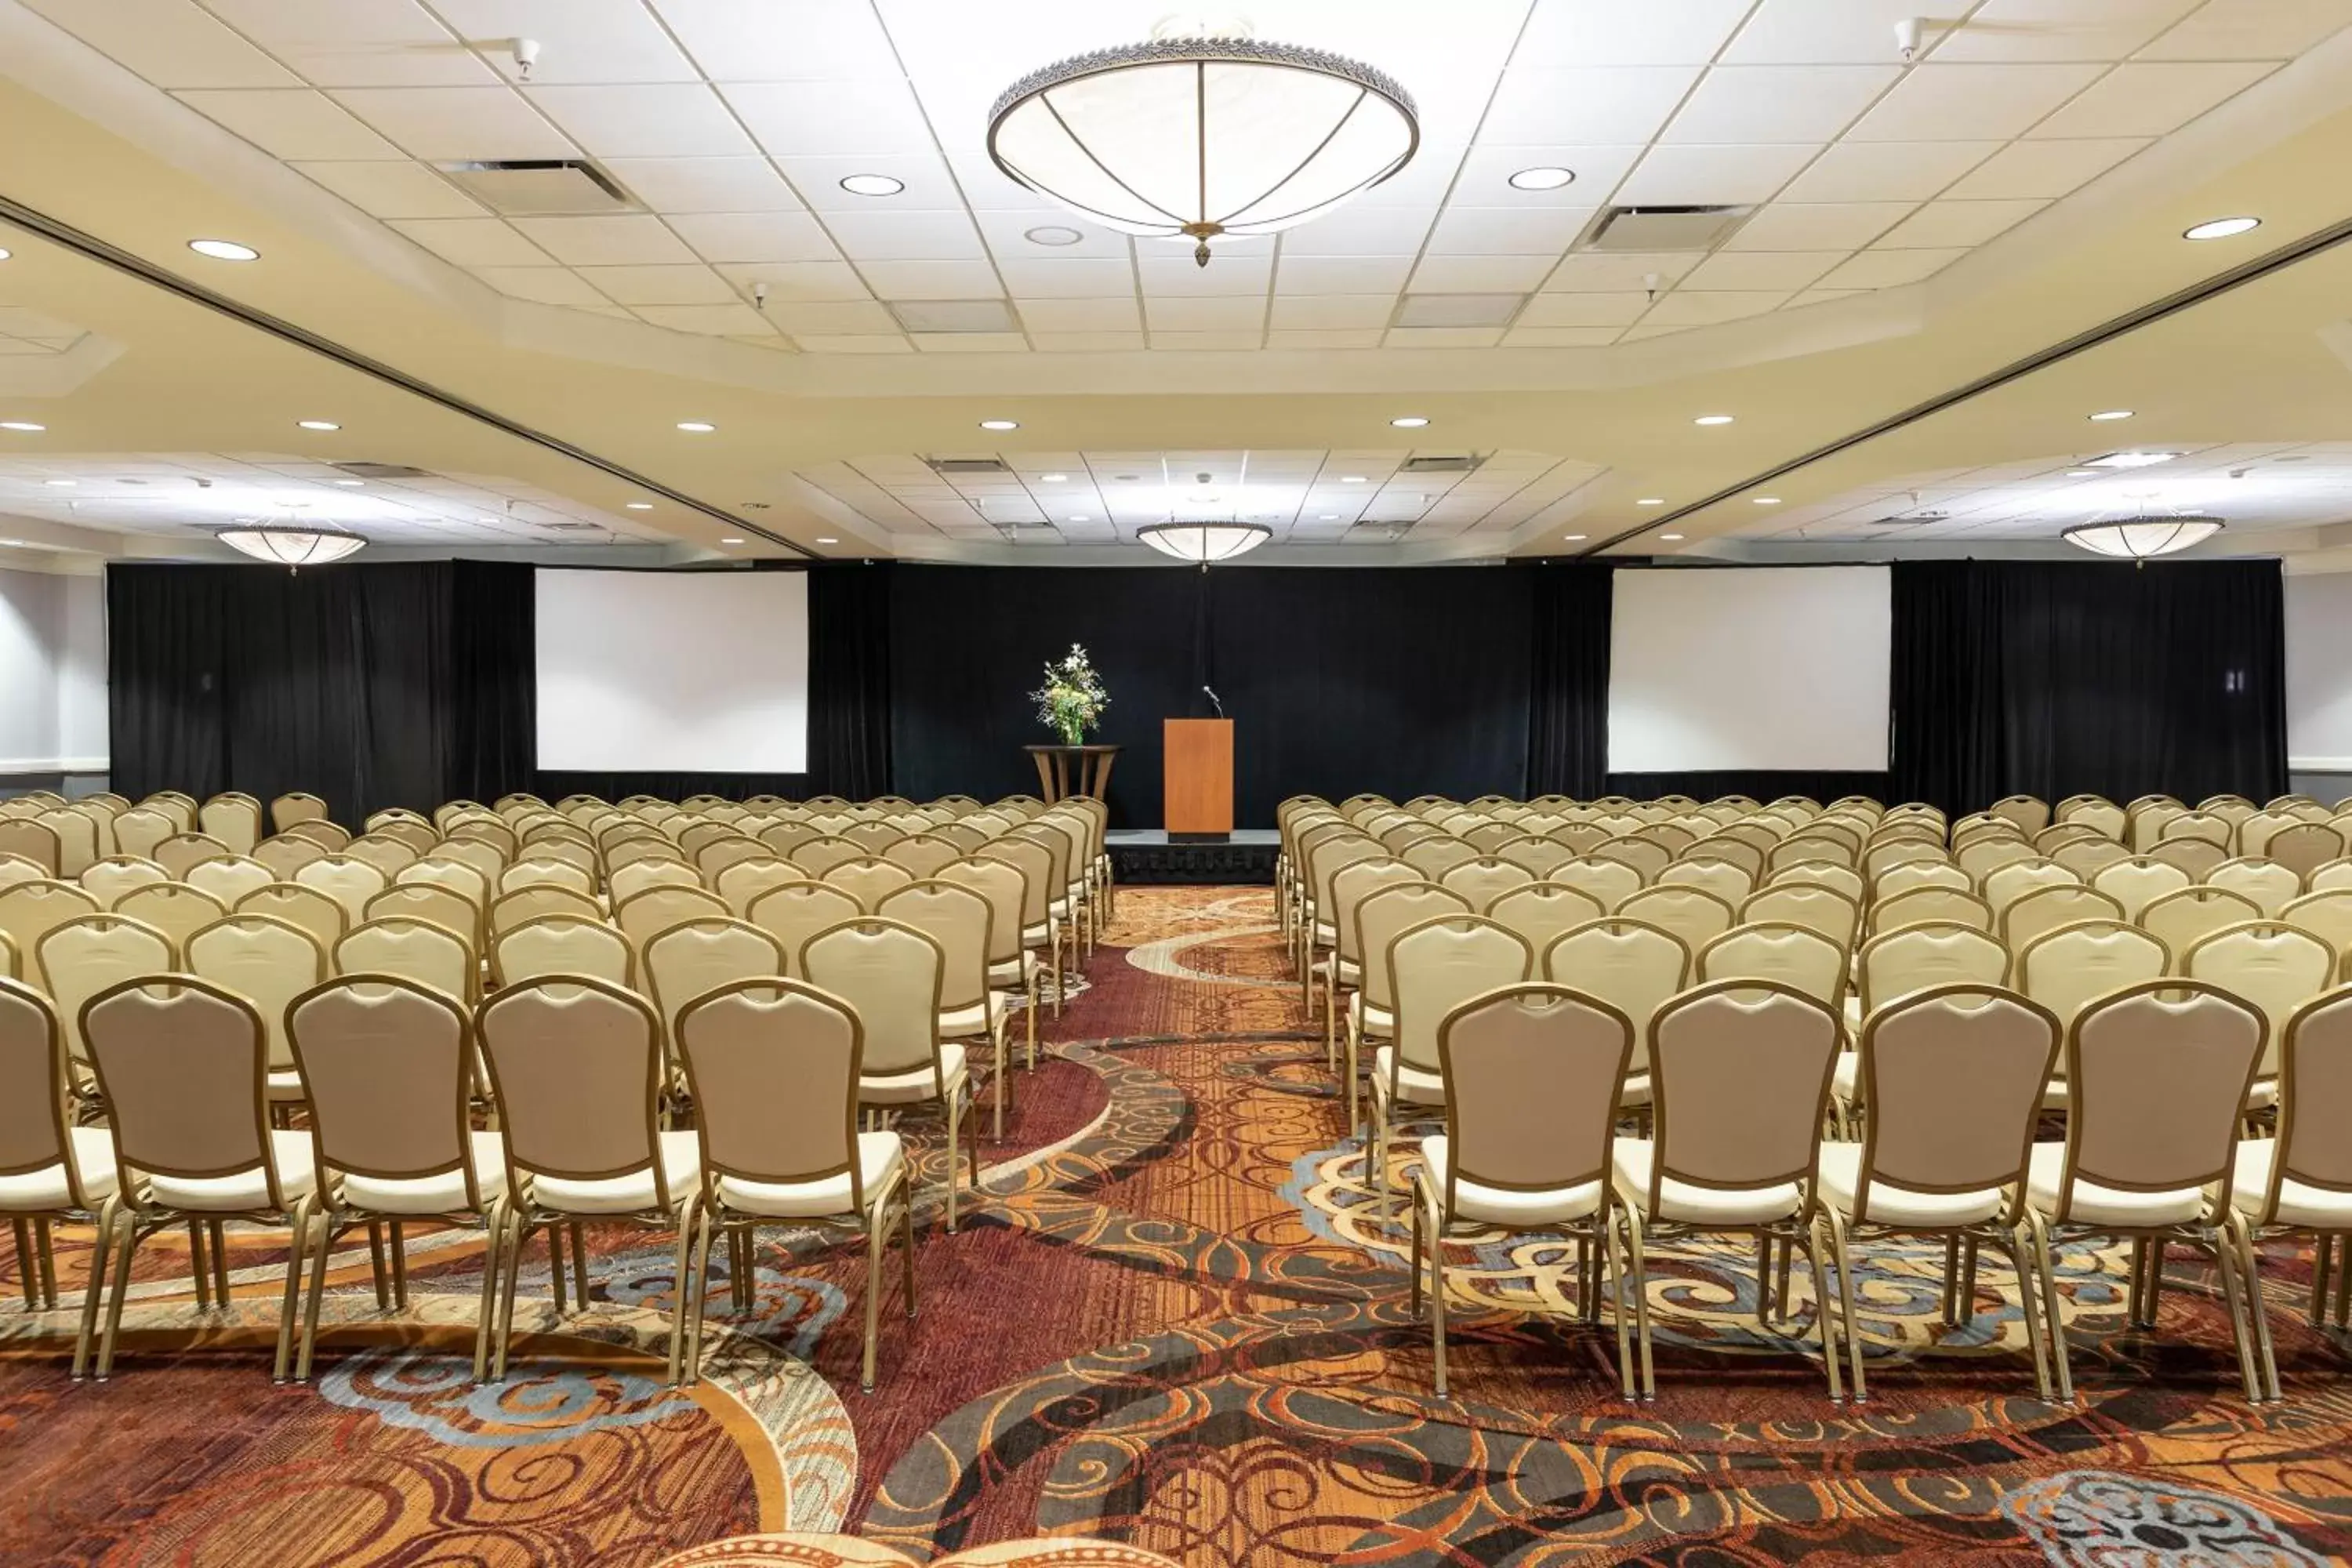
[1788,288,1870,308]
[1137,256,1272,296]
[1641,290,1789,325]
[602,157,804,212]
[858,260,1005,299]
[995,258,1136,296]
[201,0,495,85]
[1145,297,1268,332]
[22,0,299,88]
[1151,332,1265,351]
[1724,0,1972,64]
[1940,136,2146,197]
[1479,67,1704,143]
[1407,255,1556,292]
[1679,250,1846,290]
[720,79,935,158]
[292,158,482,216]
[713,260,871,300]
[175,89,403,158]
[793,334,916,354]
[1450,144,1643,204]
[821,209,986,261]
[471,266,608,305]
[773,152,964,212]
[1016,298,1142,332]
[510,214,696,264]
[329,86,575,158]
[666,210,839,263]
[574,263,736,303]
[389,216,550,266]
[1817,247,1969,287]
[1029,332,1148,352]
[1539,250,1701,290]
[1264,328,1386,349]
[1502,326,1623,347]
[974,211,1130,260]
[1875,198,2047,247]
[1662,66,1900,143]
[423,0,701,82]
[1276,206,1439,256]
[1269,296,1397,330]
[1512,0,1757,65]
[2027,60,2272,136]
[767,300,901,334]
[1616,143,1821,203]
[1518,292,1650,326]
[2139,0,2352,60]
[1276,256,1416,295]
[1846,64,2107,140]
[633,303,772,335]
[910,332,1027,353]
[1383,327,1507,348]
[1354,143,1472,208]
[1778,140,2001,200]
[1722,200,1914,249]
[651,0,903,81]
[1936,0,2201,60]
[524,85,753,158]
[1425,206,1597,255]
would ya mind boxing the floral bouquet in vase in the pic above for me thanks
[1031,643,1109,746]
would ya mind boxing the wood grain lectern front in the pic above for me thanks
[1163,718,1233,841]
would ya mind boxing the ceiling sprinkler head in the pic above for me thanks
[1894,16,1922,60]
[512,36,541,78]
[1642,270,1661,302]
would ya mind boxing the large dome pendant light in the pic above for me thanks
[1138,519,1272,564]
[2060,512,2225,562]
[216,520,366,571]
[988,24,1417,267]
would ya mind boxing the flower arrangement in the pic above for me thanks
[1031,642,1109,746]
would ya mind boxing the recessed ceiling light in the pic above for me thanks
[0,249,11,261]
[2083,450,2182,470]
[2065,469,2097,477]
[1341,474,1367,483]
[815,536,839,544]
[1693,414,1734,426]
[1024,225,1084,246]
[625,501,653,510]
[1659,533,1685,541]
[1508,166,1576,191]
[1390,416,1429,428]
[1563,533,1587,541]
[719,536,745,545]
[188,238,259,260]
[44,478,74,487]
[979,419,1019,430]
[1753,495,1781,505]
[1040,472,1067,481]
[0,421,45,432]
[2184,216,2259,241]
[1069,514,1091,522]
[1636,497,1664,506]
[840,174,905,197]
[296,419,340,431]
[2088,408,2133,421]
[676,420,716,432]
[1319,514,1340,521]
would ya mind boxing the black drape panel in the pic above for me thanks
[446,561,535,807]
[1207,567,1533,822]
[805,561,892,798]
[1524,561,1613,797]
[1888,561,2005,815]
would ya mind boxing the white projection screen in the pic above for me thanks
[535,569,809,773]
[1607,567,1892,774]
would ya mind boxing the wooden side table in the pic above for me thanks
[1023,743,1122,804]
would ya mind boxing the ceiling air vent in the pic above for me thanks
[533,519,604,532]
[333,461,432,480]
[1869,510,1950,527]
[1584,205,1754,252]
[436,160,637,216]
[1399,454,1482,474]
[926,457,1014,476]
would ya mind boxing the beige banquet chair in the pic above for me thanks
[110,808,174,863]
[37,810,97,880]
[499,856,596,898]
[937,855,1044,1073]
[673,979,916,1392]
[2230,986,2352,1400]
[188,913,327,1112]
[1698,922,1847,1013]
[1767,860,1864,903]
[2089,857,2193,922]
[1656,857,1754,908]
[77,977,316,1381]
[0,880,102,973]
[1406,983,1639,1399]
[2052,837,2133,879]
[78,856,166,911]
[1549,857,1643,914]
[2268,822,2348,884]
[2281,889,2352,967]
[251,833,328,880]
[2183,922,2336,1112]
[974,834,1072,1018]
[1610,979,1847,1402]
[1341,881,1472,1131]
[235,881,349,956]
[1483,884,1606,971]
[1618,884,1736,958]
[1815,985,2063,1399]
[824,855,918,913]
[615,884,730,955]
[184,855,274,909]
[154,832,234,881]
[2207,857,2303,919]
[488,883,601,938]
[335,916,474,1006]
[642,917,789,1094]
[476,976,697,1383]
[1542,918,1691,1121]
[1365,915,1532,1218]
[713,857,807,918]
[1741,882,1861,951]
[1438,855,1536,916]
[0,979,117,1340]
[2002,884,2125,953]
[608,856,702,905]
[1853,923,2010,1020]
[37,914,173,1073]
[107,882,225,960]
[1981,858,2082,919]
[1870,884,1994,938]
[1319,858,1422,1070]
[295,855,390,926]
[341,833,420,882]
[197,796,263,856]
[2148,837,2230,880]
[492,913,633,989]
[2024,980,2269,1404]
[269,792,331,836]
[282,975,505,1382]
[877,881,1014,1139]
[365,883,482,950]
[746,882,864,981]
[2140,885,2263,971]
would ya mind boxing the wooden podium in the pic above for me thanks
[1163,718,1233,840]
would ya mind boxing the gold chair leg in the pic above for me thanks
[683,1211,714,1386]
[1604,1204,1637,1403]
[2004,1221,2054,1403]
[1624,1205,1656,1402]
[1755,1233,1775,1326]
[2311,1232,2334,1327]
[390,1220,410,1311]
[898,1183,918,1319]
[2029,1211,2073,1404]
[664,1204,697,1386]
[11,1218,32,1309]
[1802,1216,1844,1403]
[209,1218,230,1305]
[861,1211,885,1393]
[72,1195,118,1380]
[943,1093,962,1235]
[96,1210,141,1381]
[2143,1238,2165,1328]
[297,1212,333,1383]
[187,1219,212,1312]
[1824,1207,1867,1401]
[2209,1221,2263,1405]
[34,1217,56,1308]
[1025,969,1040,1072]
[365,1221,390,1311]
[272,1196,310,1383]
[493,1210,527,1383]
[2230,1213,2281,1402]
[547,1222,568,1316]
[471,1202,503,1385]
[2336,1231,2352,1327]
[1958,1235,1980,1325]
[569,1221,590,1309]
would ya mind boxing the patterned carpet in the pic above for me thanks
[5,885,2351,1566]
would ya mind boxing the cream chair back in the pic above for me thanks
[1483,884,1606,962]
[366,884,481,948]
[938,857,1027,965]
[488,884,599,936]
[2015,921,2169,1036]
[1657,857,1755,906]
[2140,885,2263,970]
[1766,860,1864,902]
[2053,982,2262,1215]
[2206,857,2302,918]
[1698,922,1846,1010]
[37,914,174,1060]
[479,978,667,1198]
[198,797,263,855]
[2269,822,2348,882]
[83,978,288,1204]
[112,808,174,862]
[185,855,274,907]
[694,837,771,882]
[1328,858,1421,964]
[270,793,331,835]
[109,882,225,958]
[499,857,596,898]
[1856,922,2008,1014]
[1385,916,1533,1074]
[746,883,864,978]
[2052,837,2132,878]
[1739,882,1860,949]
[1980,858,2080,915]
[2089,857,2193,921]
[824,856,917,912]
[0,880,103,969]
[2267,989,2352,1219]
[1494,837,1577,879]
[883,835,963,882]
[1438,856,1535,916]
[235,882,349,953]
[156,832,234,880]
[188,914,326,1072]
[289,977,481,1206]
[1592,837,1671,884]
[1643,982,1838,1208]
[1871,859,1970,900]
[801,919,944,1083]
[644,918,788,1057]
[2002,884,2125,953]
[81,857,167,909]
[250,834,327,880]
[1400,837,1477,881]
[677,981,862,1196]
[335,916,474,1004]
[0,978,83,1200]
[1852,986,2057,1210]
[0,854,49,897]
[792,837,866,880]
[1436,984,1632,1210]
[1870,884,1991,936]
[608,857,700,903]
[712,857,806,917]
[398,855,492,909]
[2280,890,2352,966]
[38,810,96,878]
[1352,883,1472,1013]
[2183,922,2336,1076]
[1542,919,1689,1073]
[877,881,994,1014]
[494,914,632,989]
[294,855,389,923]
[615,884,729,952]
[1618,884,1736,956]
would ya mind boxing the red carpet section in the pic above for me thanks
[2,884,2349,1566]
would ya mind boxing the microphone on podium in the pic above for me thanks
[1202,684,1225,717]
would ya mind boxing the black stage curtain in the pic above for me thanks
[1603,769,1893,805]
[446,561,535,807]
[1524,561,1613,797]
[1889,559,2286,811]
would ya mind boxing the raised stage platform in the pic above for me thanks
[1107,828,1278,885]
